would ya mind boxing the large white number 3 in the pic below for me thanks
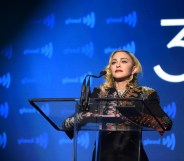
[153,19,184,83]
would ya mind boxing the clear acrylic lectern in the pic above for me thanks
[29,97,158,161]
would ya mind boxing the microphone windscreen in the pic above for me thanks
[100,71,107,76]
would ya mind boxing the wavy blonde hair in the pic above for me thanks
[100,50,142,91]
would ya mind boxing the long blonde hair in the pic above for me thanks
[100,50,142,91]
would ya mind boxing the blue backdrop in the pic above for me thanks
[0,0,183,160]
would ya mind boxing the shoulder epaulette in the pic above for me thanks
[142,86,155,95]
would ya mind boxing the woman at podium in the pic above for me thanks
[62,49,172,161]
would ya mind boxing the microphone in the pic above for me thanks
[87,71,107,78]
[80,76,87,110]
[79,71,106,111]
[99,70,107,77]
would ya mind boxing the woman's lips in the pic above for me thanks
[115,70,123,73]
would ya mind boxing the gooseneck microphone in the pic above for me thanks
[88,71,107,78]
[80,71,106,111]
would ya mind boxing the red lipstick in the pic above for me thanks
[115,69,123,73]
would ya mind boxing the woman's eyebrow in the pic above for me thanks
[120,58,128,60]
[112,58,128,61]
[112,58,129,61]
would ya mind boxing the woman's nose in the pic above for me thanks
[116,62,120,67]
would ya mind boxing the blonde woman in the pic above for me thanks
[63,50,172,161]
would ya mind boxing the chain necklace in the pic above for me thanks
[116,89,126,97]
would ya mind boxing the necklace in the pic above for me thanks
[116,89,126,97]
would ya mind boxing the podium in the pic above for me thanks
[29,97,161,161]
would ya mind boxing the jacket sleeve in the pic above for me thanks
[130,89,172,135]
[62,112,87,139]
[62,87,101,139]
[144,90,172,130]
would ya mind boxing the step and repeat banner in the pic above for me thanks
[0,0,183,161]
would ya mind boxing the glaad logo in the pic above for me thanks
[77,132,89,149]
[23,42,53,59]
[104,41,136,54]
[65,12,95,28]
[0,72,11,89]
[162,133,176,150]
[0,132,7,149]
[62,72,92,84]
[17,132,48,149]
[0,102,9,119]
[163,102,176,119]
[1,45,12,59]
[43,14,55,29]
[63,42,94,58]
[143,133,176,150]
[30,13,55,29]
[19,103,49,116]
[106,11,137,27]
[59,132,89,149]
[155,19,184,82]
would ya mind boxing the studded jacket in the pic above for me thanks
[62,84,172,137]
[90,84,172,135]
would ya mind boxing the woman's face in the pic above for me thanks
[110,51,136,81]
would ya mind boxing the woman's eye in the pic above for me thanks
[121,60,127,63]
[111,62,116,65]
